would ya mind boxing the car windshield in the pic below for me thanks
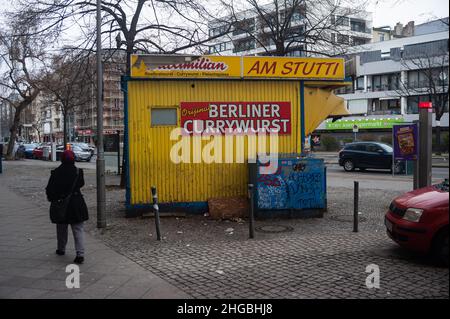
[72,146,83,152]
[379,144,393,152]
[24,144,37,149]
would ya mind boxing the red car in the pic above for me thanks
[32,146,44,159]
[385,179,449,266]
[32,145,52,160]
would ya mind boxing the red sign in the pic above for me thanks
[419,101,432,108]
[180,102,291,134]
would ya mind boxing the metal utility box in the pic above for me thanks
[249,155,326,218]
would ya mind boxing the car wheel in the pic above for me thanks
[393,162,403,174]
[343,160,355,172]
[433,229,449,267]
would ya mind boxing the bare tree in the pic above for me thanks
[11,0,230,186]
[395,42,449,153]
[12,0,227,74]
[42,50,95,148]
[215,0,369,57]
[0,17,46,159]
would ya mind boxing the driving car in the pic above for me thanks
[338,142,404,173]
[385,179,449,266]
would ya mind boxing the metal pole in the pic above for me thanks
[248,184,255,239]
[96,0,106,229]
[391,128,395,177]
[418,105,432,188]
[151,186,161,241]
[413,121,419,190]
[117,130,120,175]
[353,181,359,232]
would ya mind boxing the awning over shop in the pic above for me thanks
[304,86,350,136]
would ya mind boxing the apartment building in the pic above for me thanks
[315,18,449,139]
[75,49,126,144]
[208,2,372,57]
[372,18,449,43]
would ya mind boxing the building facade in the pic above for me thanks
[207,3,372,57]
[316,19,449,144]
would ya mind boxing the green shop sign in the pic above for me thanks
[325,118,404,130]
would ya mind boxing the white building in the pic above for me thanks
[316,22,449,134]
[207,2,372,57]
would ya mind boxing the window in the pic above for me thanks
[388,73,399,90]
[232,19,255,36]
[350,20,366,33]
[366,144,381,153]
[233,38,256,53]
[209,42,232,54]
[379,33,385,41]
[151,108,177,126]
[336,34,350,45]
[356,77,364,90]
[209,24,229,37]
[352,37,368,46]
[55,119,60,129]
[333,15,350,26]
[355,144,366,151]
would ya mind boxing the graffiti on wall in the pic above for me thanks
[256,158,325,210]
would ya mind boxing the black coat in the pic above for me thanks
[46,163,89,224]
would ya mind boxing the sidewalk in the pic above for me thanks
[0,182,191,299]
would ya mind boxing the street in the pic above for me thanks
[0,159,448,299]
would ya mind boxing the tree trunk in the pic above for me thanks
[63,112,68,149]
[120,44,133,188]
[6,108,22,159]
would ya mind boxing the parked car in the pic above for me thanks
[385,179,449,266]
[32,146,44,159]
[70,142,95,155]
[22,143,39,159]
[338,142,404,173]
[32,144,52,160]
[72,145,92,162]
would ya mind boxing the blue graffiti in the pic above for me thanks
[257,159,325,210]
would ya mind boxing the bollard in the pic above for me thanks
[353,181,359,232]
[151,186,162,241]
[248,184,255,239]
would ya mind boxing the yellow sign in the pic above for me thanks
[131,55,345,80]
[130,55,241,78]
[244,57,344,80]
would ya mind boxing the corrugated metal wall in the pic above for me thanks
[128,80,301,205]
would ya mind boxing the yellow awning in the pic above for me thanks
[304,87,349,136]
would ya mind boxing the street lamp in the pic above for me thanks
[96,0,106,228]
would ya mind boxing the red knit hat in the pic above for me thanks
[61,149,75,164]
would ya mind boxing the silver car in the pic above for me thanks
[72,145,92,162]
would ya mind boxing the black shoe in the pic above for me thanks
[56,250,65,256]
[74,256,84,264]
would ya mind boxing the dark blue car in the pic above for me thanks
[338,142,404,173]
[22,143,39,159]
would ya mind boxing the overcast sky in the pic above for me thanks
[368,0,448,27]
[0,0,448,36]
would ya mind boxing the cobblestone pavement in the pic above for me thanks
[1,159,449,299]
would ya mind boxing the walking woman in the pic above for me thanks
[46,149,89,264]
